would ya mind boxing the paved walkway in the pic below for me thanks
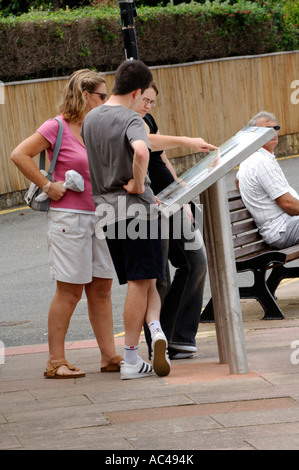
[1,279,299,451]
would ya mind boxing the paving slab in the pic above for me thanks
[0,280,299,451]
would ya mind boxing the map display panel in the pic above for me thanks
[157,126,276,217]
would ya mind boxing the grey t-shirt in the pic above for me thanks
[82,104,157,225]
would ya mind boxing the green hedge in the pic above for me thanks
[0,1,298,82]
[0,0,92,17]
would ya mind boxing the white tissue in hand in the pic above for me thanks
[64,169,85,192]
[35,170,84,202]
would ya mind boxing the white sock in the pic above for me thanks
[124,345,139,365]
[148,321,162,337]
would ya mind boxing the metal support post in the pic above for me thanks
[202,178,248,374]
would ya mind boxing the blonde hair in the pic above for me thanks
[59,69,106,122]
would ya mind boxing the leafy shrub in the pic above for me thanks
[0,1,297,82]
[0,0,92,17]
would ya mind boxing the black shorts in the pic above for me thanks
[104,218,164,285]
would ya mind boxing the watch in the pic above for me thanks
[42,181,51,193]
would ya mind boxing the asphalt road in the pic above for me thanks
[1,156,298,348]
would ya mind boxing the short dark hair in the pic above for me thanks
[112,60,153,95]
[150,81,159,95]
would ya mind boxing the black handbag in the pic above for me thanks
[24,118,63,211]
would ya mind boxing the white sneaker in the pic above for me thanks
[120,356,155,380]
[170,351,194,360]
[151,330,171,377]
[169,344,197,353]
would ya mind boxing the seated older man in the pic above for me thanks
[236,111,299,249]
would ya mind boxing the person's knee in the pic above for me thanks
[56,283,83,307]
[86,278,112,301]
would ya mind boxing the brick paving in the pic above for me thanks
[1,280,299,450]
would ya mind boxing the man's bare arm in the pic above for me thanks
[123,140,149,195]
[148,134,218,153]
[276,192,299,216]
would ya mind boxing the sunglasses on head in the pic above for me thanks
[266,125,280,131]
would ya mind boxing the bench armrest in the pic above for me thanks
[236,251,287,273]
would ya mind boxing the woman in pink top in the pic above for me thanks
[11,70,121,378]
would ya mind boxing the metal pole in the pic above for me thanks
[202,178,248,374]
[201,188,230,364]
[118,0,139,60]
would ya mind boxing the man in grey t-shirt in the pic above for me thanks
[83,104,156,225]
[82,60,170,380]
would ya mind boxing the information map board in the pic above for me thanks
[157,126,276,218]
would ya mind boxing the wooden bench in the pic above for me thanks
[201,189,299,320]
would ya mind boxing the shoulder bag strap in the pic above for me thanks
[39,117,64,181]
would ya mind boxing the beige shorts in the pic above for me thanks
[46,210,115,284]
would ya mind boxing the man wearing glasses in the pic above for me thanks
[236,111,299,249]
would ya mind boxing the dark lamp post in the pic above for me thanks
[118,0,139,61]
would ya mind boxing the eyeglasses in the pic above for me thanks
[89,92,107,100]
[266,125,280,131]
[142,97,156,107]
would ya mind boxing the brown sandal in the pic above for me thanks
[101,355,123,373]
[44,360,86,379]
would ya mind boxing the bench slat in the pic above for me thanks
[234,242,268,260]
[229,199,245,211]
[230,209,252,223]
[282,244,299,262]
[231,221,257,236]
[228,189,241,199]
[233,232,262,249]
